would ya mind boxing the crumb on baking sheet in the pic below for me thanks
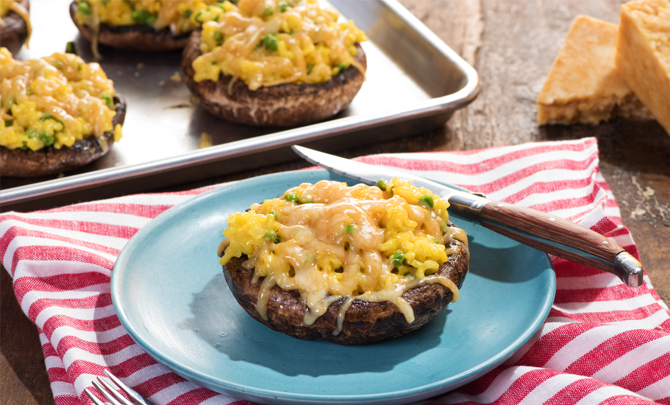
[137,62,145,69]
[164,103,192,109]
[199,132,212,149]
[158,81,165,86]
[171,72,182,82]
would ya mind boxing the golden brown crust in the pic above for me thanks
[221,222,469,345]
[536,16,634,125]
[0,95,126,177]
[615,0,670,135]
[0,0,29,56]
[69,1,190,52]
[182,30,367,127]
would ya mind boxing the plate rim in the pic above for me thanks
[111,169,556,404]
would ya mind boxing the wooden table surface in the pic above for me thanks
[3,1,670,403]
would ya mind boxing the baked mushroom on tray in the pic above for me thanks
[182,0,368,127]
[0,0,31,56]
[218,179,469,345]
[0,48,126,177]
[70,0,226,58]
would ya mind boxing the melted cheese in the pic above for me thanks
[0,48,120,151]
[220,179,468,331]
[0,0,31,48]
[75,0,224,58]
[193,0,368,90]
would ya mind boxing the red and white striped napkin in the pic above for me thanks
[2,137,669,405]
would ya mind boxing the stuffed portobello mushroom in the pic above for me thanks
[182,0,368,127]
[0,48,126,177]
[218,179,469,345]
[70,0,226,58]
[0,0,30,56]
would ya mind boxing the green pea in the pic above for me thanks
[344,242,350,251]
[39,132,54,147]
[26,129,37,139]
[78,0,92,15]
[214,31,224,43]
[344,224,356,234]
[419,194,434,208]
[264,7,274,17]
[306,63,313,74]
[101,0,109,4]
[439,220,448,234]
[376,179,388,191]
[261,34,278,51]
[431,237,440,244]
[391,251,405,268]
[278,1,290,12]
[40,113,53,122]
[336,62,346,74]
[101,94,113,107]
[265,231,280,244]
[269,210,278,220]
[284,192,299,203]
[194,11,203,23]
[65,41,77,55]
[183,9,193,18]
[131,10,154,25]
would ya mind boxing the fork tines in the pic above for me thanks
[84,370,154,405]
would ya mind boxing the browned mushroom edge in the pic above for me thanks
[219,222,468,345]
[0,0,30,56]
[69,1,190,52]
[182,29,367,127]
[0,95,127,177]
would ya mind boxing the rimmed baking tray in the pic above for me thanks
[0,0,479,211]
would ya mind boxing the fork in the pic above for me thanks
[84,370,156,405]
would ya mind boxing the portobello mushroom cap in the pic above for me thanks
[69,1,190,52]
[0,95,126,177]
[182,30,367,127]
[0,0,29,56]
[219,221,469,345]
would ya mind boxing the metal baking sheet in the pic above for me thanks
[0,0,479,210]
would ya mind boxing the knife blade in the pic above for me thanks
[292,145,644,288]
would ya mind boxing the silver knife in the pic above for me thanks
[292,145,644,288]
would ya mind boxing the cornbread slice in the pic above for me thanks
[537,16,645,125]
[615,0,670,135]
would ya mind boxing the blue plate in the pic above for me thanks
[112,170,555,405]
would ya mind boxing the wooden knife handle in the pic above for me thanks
[480,201,643,286]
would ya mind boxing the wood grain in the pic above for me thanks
[481,201,624,261]
[3,1,670,405]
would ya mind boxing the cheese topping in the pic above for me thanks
[219,179,468,334]
[0,0,32,48]
[75,0,224,58]
[0,47,121,151]
[74,0,225,34]
[193,0,367,90]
